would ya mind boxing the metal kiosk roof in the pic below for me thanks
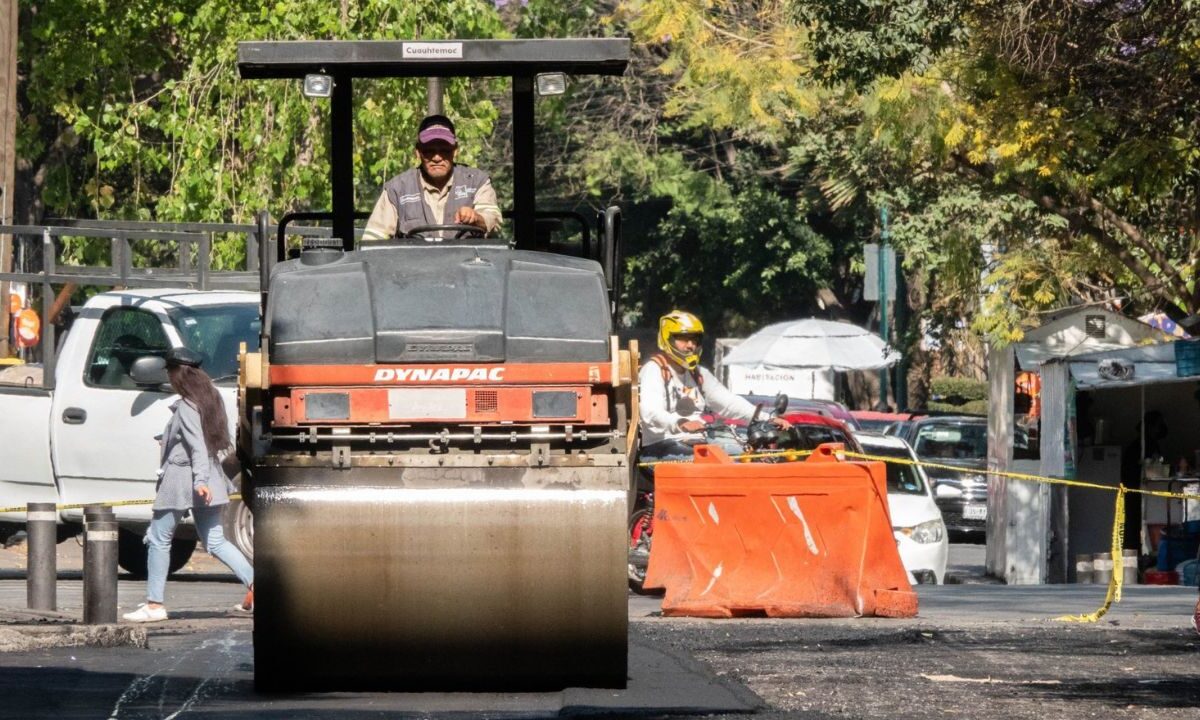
[236,39,631,247]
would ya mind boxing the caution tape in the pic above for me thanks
[1056,487,1127,623]
[642,444,1196,623]
[841,450,1196,502]
[639,448,816,467]
[0,493,243,515]
[837,450,1189,621]
[4,438,1190,623]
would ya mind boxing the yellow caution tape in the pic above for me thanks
[0,493,243,515]
[841,450,1195,501]
[2,437,1188,623]
[1056,487,1127,623]
[641,444,1194,623]
[638,448,815,467]
[647,447,1195,501]
[838,450,1172,622]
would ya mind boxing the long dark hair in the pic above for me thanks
[168,364,230,458]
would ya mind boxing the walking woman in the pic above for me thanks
[123,347,253,622]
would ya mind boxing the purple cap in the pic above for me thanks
[418,123,457,146]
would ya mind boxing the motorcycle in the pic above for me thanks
[628,394,792,594]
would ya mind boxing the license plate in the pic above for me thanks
[387,388,467,419]
[963,504,987,521]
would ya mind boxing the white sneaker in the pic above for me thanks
[232,587,254,614]
[123,603,168,623]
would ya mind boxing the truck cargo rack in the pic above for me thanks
[0,215,332,389]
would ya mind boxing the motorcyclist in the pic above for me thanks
[638,310,790,462]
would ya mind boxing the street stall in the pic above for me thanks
[1062,342,1200,586]
[986,308,1172,584]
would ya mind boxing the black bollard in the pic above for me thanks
[26,502,57,611]
[83,518,119,624]
[82,505,114,612]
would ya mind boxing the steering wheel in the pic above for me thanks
[401,223,486,240]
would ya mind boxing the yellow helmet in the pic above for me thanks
[658,310,705,370]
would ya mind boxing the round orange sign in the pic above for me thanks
[15,308,39,348]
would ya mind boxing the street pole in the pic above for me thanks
[895,255,908,411]
[0,0,17,358]
[427,77,444,115]
[877,206,890,411]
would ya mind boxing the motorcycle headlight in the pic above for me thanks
[896,518,945,544]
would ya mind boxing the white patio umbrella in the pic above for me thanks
[722,318,900,371]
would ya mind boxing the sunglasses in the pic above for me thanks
[416,143,455,157]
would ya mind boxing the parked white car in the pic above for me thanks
[855,432,948,584]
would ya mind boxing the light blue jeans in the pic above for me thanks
[145,504,253,604]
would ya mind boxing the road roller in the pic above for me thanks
[234,39,637,691]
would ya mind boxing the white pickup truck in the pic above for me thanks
[0,287,260,575]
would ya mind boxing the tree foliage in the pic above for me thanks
[13,0,1200,362]
[20,0,505,227]
[616,0,1200,350]
[942,0,1200,325]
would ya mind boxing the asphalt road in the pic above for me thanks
[0,542,1197,719]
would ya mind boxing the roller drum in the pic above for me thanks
[252,463,629,691]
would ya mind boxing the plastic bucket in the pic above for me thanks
[1074,554,1094,584]
[1093,552,1113,584]
[1143,569,1179,585]
[1122,549,1138,585]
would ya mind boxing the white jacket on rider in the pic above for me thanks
[638,357,757,447]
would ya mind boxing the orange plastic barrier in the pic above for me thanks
[643,443,917,618]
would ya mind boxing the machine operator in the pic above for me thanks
[363,114,502,240]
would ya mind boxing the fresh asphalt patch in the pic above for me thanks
[0,627,761,719]
[1,615,1198,718]
[2,576,1198,718]
[636,620,1200,719]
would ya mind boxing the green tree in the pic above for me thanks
[942,0,1200,324]
[19,0,506,268]
[618,0,1200,347]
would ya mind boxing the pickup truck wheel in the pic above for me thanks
[222,498,254,562]
[117,528,197,578]
[0,521,22,545]
[56,524,82,544]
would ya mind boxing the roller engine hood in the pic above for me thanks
[267,245,612,365]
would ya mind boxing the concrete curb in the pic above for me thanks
[0,624,147,652]
[945,572,1006,585]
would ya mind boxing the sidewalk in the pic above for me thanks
[0,534,247,650]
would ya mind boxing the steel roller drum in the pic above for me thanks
[252,462,629,691]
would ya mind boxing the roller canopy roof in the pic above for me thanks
[237,39,630,79]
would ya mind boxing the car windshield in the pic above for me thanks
[863,444,928,495]
[167,304,261,382]
[912,422,987,460]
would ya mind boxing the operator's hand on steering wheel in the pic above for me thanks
[678,419,706,433]
[454,206,486,230]
[770,417,792,430]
